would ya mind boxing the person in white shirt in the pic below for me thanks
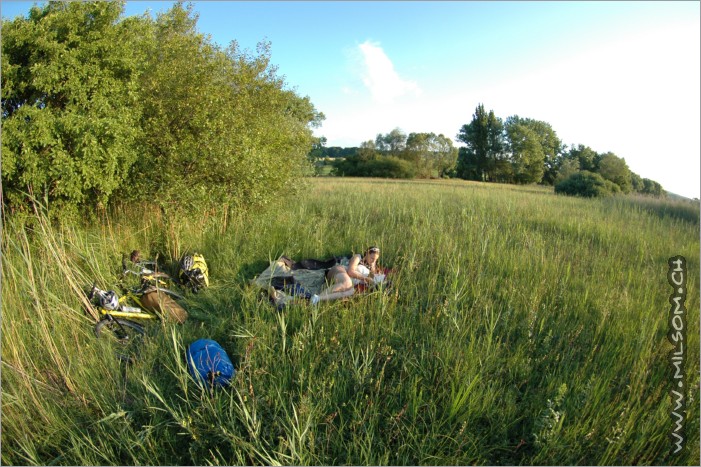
[310,246,381,304]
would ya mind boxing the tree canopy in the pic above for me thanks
[455,104,506,182]
[2,1,143,217]
[2,1,323,220]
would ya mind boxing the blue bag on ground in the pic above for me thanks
[187,339,235,388]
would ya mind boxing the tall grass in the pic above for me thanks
[2,178,699,465]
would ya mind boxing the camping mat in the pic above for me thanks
[252,256,356,306]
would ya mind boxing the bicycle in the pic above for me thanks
[121,252,174,289]
[88,279,187,361]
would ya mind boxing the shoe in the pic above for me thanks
[310,294,320,305]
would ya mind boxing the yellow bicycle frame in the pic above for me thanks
[97,293,159,320]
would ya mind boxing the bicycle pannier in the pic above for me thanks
[179,253,209,292]
[140,290,188,324]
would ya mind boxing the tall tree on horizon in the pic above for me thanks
[455,104,505,181]
[504,115,563,184]
[375,127,407,158]
[405,132,458,178]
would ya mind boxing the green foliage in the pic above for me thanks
[505,115,563,185]
[374,127,407,157]
[308,146,359,159]
[332,153,415,178]
[308,136,328,161]
[598,152,632,193]
[1,1,143,221]
[505,117,545,184]
[123,3,323,212]
[631,171,643,192]
[456,103,506,181]
[641,178,664,197]
[2,2,322,220]
[555,158,579,184]
[404,132,458,178]
[555,171,621,197]
[558,146,664,198]
[328,134,436,179]
[566,144,601,172]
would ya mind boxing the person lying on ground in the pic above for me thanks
[310,246,382,304]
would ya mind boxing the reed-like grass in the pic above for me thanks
[2,178,699,465]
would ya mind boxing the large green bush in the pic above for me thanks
[332,155,416,178]
[1,1,322,221]
[554,171,620,197]
[1,2,143,220]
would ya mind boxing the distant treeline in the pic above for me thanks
[309,104,665,197]
[2,1,322,221]
[310,145,359,159]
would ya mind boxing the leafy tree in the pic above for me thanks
[630,171,644,193]
[555,158,579,184]
[323,146,358,158]
[566,144,601,172]
[456,104,505,181]
[331,139,414,178]
[308,136,327,160]
[506,117,563,184]
[455,147,480,181]
[555,171,620,197]
[375,127,407,157]
[597,152,632,193]
[364,156,415,178]
[641,178,664,197]
[405,132,458,178]
[127,3,322,212]
[357,140,377,161]
[2,1,323,220]
[1,1,143,220]
[505,116,546,184]
[307,136,328,175]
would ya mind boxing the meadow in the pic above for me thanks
[2,177,699,465]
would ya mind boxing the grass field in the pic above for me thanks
[2,177,699,465]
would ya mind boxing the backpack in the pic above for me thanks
[140,289,188,324]
[187,339,235,388]
[179,253,209,293]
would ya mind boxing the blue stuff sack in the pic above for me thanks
[187,339,235,388]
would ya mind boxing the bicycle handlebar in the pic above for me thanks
[122,262,157,276]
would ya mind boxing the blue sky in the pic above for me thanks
[2,1,699,198]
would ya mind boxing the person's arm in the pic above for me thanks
[347,254,373,283]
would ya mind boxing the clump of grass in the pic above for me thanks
[604,193,700,225]
[2,178,699,465]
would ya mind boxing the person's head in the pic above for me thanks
[364,246,380,263]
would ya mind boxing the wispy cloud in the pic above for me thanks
[357,40,421,103]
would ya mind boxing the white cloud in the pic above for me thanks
[357,40,421,103]
[321,21,700,198]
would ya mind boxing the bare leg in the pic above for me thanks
[316,288,355,302]
[313,269,355,303]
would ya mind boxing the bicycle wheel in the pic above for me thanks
[94,318,146,362]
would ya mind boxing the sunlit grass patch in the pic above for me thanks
[2,178,699,465]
